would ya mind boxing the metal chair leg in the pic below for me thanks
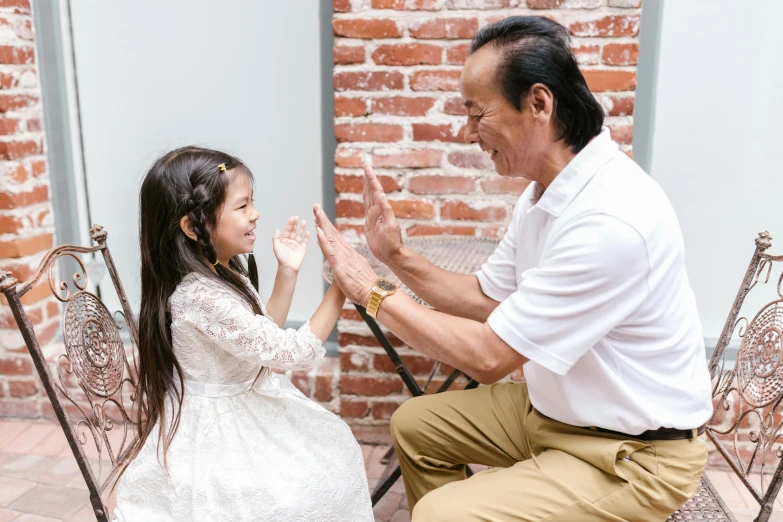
[380,445,396,465]
[371,463,402,506]
[357,305,484,506]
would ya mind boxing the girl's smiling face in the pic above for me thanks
[211,171,259,265]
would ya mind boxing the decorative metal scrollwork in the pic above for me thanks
[736,301,783,408]
[62,292,125,398]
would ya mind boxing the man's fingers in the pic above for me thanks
[363,161,377,183]
[313,204,338,234]
[363,166,372,212]
[315,226,334,257]
[363,162,376,208]
[313,204,327,228]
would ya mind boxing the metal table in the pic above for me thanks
[323,236,500,505]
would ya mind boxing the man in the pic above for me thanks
[313,16,713,522]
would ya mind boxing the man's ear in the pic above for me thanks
[527,83,554,125]
[180,215,198,241]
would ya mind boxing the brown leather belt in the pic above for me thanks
[593,424,706,441]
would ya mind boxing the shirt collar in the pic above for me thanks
[528,127,618,217]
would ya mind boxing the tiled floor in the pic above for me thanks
[1,419,781,522]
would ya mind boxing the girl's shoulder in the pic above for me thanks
[171,272,241,305]
[170,272,265,319]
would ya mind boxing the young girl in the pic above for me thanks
[113,147,373,521]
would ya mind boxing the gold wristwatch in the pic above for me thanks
[366,278,398,319]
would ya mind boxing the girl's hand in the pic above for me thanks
[273,216,310,273]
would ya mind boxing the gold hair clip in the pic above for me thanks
[212,259,220,266]
[218,163,226,172]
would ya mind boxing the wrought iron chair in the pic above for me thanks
[676,230,783,522]
[0,225,140,522]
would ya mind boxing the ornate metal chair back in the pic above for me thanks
[0,225,140,522]
[708,231,783,522]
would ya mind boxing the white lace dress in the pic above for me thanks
[113,273,373,522]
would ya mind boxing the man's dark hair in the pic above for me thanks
[470,16,604,153]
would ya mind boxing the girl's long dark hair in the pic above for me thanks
[127,146,262,470]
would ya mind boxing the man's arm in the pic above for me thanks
[314,202,522,382]
[386,246,500,323]
[376,291,527,384]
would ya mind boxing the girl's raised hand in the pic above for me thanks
[273,216,310,273]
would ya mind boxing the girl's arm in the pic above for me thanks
[265,267,297,328]
[178,274,325,371]
[308,283,346,343]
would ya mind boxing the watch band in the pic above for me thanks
[366,292,384,319]
[366,278,397,319]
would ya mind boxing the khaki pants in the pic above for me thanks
[390,382,706,522]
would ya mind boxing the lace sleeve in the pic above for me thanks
[174,274,325,370]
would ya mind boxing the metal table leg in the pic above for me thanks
[355,304,480,506]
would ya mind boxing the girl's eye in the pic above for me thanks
[238,204,247,210]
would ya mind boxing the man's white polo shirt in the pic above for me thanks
[476,128,713,434]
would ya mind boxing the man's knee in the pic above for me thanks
[390,396,426,445]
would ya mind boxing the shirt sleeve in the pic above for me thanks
[178,276,325,370]
[486,213,650,376]
[475,199,524,302]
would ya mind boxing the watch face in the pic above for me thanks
[376,279,396,292]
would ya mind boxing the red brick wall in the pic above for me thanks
[0,0,58,418]
[332,0,641,438]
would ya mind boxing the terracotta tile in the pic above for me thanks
[26,457,80,486]
[63,505,96,522]
[728,507,758,522]
[361,444,373,464]
[29,429,70,457]
[0,455,57,480]
[0,476,36,507]
[9,485,88,519]
[390,510,411,522]
[366,445,392,480]
[12,515,63,522]
[390,478,406,495]
[6,425,59,455]
[707,470,748,508]
[373,491,402,522]
[729,473,762,510]
[0,422,31,452]
[64,475,88,492]
[0,507,21,522]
